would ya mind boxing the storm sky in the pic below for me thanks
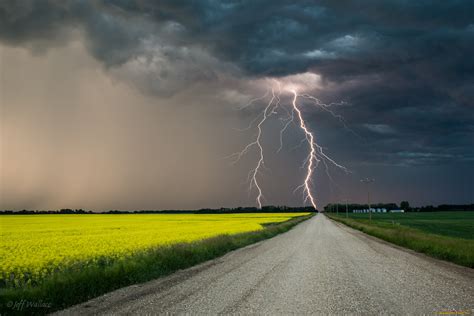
[1,0,473,210]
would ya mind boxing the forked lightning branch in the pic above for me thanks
[228,79,350,210]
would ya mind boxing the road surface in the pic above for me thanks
[60,214,473,315]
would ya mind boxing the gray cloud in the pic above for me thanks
[363,124,396,135]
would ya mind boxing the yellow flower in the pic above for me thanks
[0,213,307,286]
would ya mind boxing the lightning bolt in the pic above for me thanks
[228,88,278,208]
[291,89,351,209]
[229,79,350,210]
[277,107,295,153]
[290,90,319,209]
[302,94,361,139]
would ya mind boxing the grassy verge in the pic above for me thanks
[0,214,313,314]
[326,214,474,268]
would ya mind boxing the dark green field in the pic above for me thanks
[339,211,474,239]
[327,211,474,268]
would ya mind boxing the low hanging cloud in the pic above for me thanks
[363,124,396,135]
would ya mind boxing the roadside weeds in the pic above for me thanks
[326,214,474,269]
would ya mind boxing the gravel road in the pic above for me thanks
[59,214,473,315]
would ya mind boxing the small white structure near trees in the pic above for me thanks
[352,208,387,213]
[389,209,405,213]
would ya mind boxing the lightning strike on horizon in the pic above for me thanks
[289,90,319,209]
[290,89,351,209]
[228,88,278,208]
[229,78,350,210]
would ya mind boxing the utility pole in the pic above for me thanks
[336,203,339,216]
[361,178,375,220]
[345,199,349,218]
[341,198,349,218]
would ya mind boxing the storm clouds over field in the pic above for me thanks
[1,1,473,209]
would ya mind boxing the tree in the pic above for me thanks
[400,201,410,211]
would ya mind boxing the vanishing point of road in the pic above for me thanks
[61,214,473,315]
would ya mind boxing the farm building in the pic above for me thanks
[389,209,405,213]
[352,208,387,213]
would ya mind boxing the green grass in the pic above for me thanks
[326,212,474,268]
[337,212,474,239]
[0,214,313,315]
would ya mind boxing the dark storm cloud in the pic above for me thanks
[2,1,473,77]
[0,0,175,64]
[1,0,473,168]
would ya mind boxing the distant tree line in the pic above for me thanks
[415,204,474,212]
[324,202,474,213]
[0,205,317,215]
[0,209,94,215]
[196,206,316,213]
[3,203,472,215]
[324,203,398,213]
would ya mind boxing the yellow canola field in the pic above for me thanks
[0,213,308,285]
